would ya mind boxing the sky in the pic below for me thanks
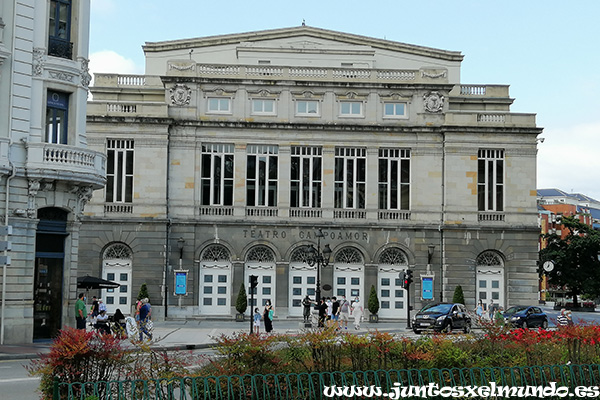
[88,0,600,201]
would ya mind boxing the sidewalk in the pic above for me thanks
[0,318,408,361]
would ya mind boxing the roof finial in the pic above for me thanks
[302,19,306,26]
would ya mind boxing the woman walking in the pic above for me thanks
[351,297,364,330]
[263,300,274,333]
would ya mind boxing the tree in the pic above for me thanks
[452,285,465,305]
[540,215,600,307]
[236,283,248,315]
[368,285,379,315]
[137,283,149,301]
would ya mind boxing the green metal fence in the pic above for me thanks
[54,363,600,400]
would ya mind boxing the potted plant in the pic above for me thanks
[368,285,379,322]
[235,283,247,321]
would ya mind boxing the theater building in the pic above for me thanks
[81,26,542,320]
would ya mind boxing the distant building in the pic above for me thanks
[0,1,105,344]
[537,188,600,302]
[81,26,542,321]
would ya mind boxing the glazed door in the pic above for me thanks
[34,257,64,339]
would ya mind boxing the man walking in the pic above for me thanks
[138,298,153,341]
[75,293,87,330]
[338,295,350,330]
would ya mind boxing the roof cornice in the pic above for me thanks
[142,26,463,62]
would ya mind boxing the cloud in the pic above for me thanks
[89,50,143,82]
[91,0,117,16]
[537,121,600,200]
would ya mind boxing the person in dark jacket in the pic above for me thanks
[317,298,328,328]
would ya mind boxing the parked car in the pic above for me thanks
[412,303,471,334]
[503,305,548,329]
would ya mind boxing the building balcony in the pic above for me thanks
[25,142,106,188]
[48,36,73,60]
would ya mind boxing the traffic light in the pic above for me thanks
[0,225,12,265]
[249,275,258,289]
[405,269,413,287]
[398,270,406,289]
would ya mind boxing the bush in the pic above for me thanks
[137,283,149,301]
[27,327,200,400]
[235,283,247,314]
[368,285,379,315]
[452,285,465,304]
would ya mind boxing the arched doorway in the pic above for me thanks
[476,250,505,309]
[198,244,232,315]
[101,243,133,315]
[333,247,364,301]
[245,245,276,310]
[377,247,408,319]
[288,247,317,317]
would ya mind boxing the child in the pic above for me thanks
[253,307,261,334]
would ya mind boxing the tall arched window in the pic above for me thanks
[334,247,364,300]
[246,245,276,308]
[377,247,409,318]
[476,250,505,309]
[198,244,232,316]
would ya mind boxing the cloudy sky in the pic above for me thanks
[88,0,600,200]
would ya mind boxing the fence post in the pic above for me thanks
[53,376,59,400]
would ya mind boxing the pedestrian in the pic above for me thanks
[317,298,328,327]
[302,295,312,323]
[475,299,484,318]
[90,296,99,318]
[113,308,127,338]
[565,310,574,326]
[494,306,504,325]
[331,296,340,330]
[135,298,143,323]
[98,298,107,313]
[253,307,261,334]
[263,300,274,333]
[75,293,87,330]
[338,295,350,330]
[138,298,153,341]
[351,296,364,330]
[95,309,111,335]
[556,309,568,327]
[326,297,333,326]
[488,299,495,320]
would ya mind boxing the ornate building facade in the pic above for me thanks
[0,0,105,344]
[81,26,542,321]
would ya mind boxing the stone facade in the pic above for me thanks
[0,0,105,344]
[81,26,542,321]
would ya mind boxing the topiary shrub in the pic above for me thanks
[137,283,149,301]
[452,285,465,304]
[368,285,379,315]
[236,283,248,315]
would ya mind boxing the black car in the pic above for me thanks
[412,303,471,334]
[503,305,548,329]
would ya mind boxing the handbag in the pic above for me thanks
[146,320,154,331]
[268,309,274,320]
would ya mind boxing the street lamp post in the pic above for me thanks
[303,229,332,304]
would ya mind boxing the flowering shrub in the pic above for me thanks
[27,327,199,400]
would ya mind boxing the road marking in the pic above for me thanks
[0,377,39,383]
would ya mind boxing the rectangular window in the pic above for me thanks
[290,146,322,208]
[207,97,231,113]
[296,100,319,116]
[48,0,72,59]
[378,148,410,210]
[46,91,69,144]
[247,145,278,207]
[201,144,234,206]
[106,139,134,203]
[252,99,275,115]
[334,147,366,209]
[477,149,504,211]
[383,102,407,118]
[340,101,362,116]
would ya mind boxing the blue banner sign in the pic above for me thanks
[422,277,433,300]
[175,271,187,295]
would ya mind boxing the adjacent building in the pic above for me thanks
[0,0,105,344]
[81,26,543,321]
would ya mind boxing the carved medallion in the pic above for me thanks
[423,91,444,113]
[170,84,192,106]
